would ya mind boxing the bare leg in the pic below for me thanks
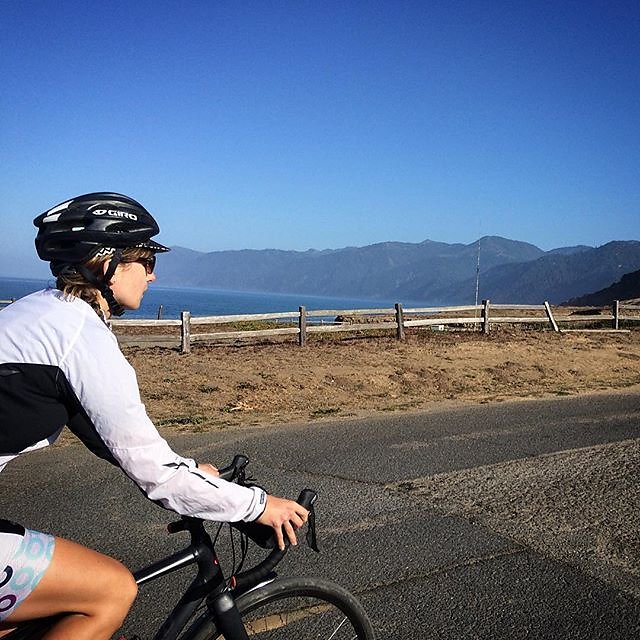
[1,537,137,640]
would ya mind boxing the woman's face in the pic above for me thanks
[106,257,156,310]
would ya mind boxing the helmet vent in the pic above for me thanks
[104,222,130,233]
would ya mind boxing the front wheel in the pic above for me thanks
[195,576,375,639]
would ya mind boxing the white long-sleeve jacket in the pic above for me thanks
[0,289,266,524]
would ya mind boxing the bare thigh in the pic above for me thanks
[1,536,137,627]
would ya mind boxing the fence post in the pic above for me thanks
[181,311,191,354]
[544,301,559,332]
[395,303,405,340]
[298,306,307,347]
[482,299,490,334]
[613,300,619,330]
[157,304,164,320]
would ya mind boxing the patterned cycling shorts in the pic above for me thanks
[0,521,55,622]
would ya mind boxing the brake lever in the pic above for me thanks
[296,489,319,553]
[305,500,319,552]
[218,454,250,481]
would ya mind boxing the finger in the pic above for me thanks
[197,463,220,477]
[274,525,285,551]
[289,513,305,529]
[283,521,297,546]
[288,506,306,524]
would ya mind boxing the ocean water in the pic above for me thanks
[0,276,413,319]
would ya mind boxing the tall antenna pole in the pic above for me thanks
[474,237,481,306]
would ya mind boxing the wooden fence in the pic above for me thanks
[2,297,637,352]
[108,300,640,353]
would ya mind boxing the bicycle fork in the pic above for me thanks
[207,590,250,640]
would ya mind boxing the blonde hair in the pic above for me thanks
[56,247,152,315]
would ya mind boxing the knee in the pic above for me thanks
[49,567,137,639]
[98,562,137,628]
[111,566,138,616]
[120,568,138,607]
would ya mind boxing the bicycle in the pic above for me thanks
[6,454,375,639]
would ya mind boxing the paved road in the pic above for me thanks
[2,391,639,639]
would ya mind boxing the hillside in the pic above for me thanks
[564,269,640,306]
[429,241,640,304]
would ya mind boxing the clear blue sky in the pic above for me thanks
[1,0,639,277]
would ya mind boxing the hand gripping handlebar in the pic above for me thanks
[230,488,318,595]
[166,454,319,596]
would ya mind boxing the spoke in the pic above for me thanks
[327,616,348,639]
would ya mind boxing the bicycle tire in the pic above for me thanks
[192,576,375,639]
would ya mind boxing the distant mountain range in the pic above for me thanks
[156,237,640,305]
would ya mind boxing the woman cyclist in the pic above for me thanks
[0,193,308,640]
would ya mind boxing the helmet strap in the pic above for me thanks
[78,249,125,317]
[102,249,122,285]
[98,285,125,318]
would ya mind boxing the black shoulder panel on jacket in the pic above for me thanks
[0,363,69,455]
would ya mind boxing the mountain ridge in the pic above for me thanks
[157,236,640,304]
[424,240,640,304]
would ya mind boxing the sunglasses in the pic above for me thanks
[132,255,156,274]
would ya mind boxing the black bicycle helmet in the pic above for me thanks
[34,192,169,264]
[33,192,170,316]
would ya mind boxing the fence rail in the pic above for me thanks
[105,299,639,353]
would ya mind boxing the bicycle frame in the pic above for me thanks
[134,519,251,640]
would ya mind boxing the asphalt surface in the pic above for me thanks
[2,391,639,639]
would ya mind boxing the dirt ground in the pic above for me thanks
[122,327,640,431]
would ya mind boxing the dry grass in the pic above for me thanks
[123,327,640,430]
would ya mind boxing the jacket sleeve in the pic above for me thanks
[60,314,266,523]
